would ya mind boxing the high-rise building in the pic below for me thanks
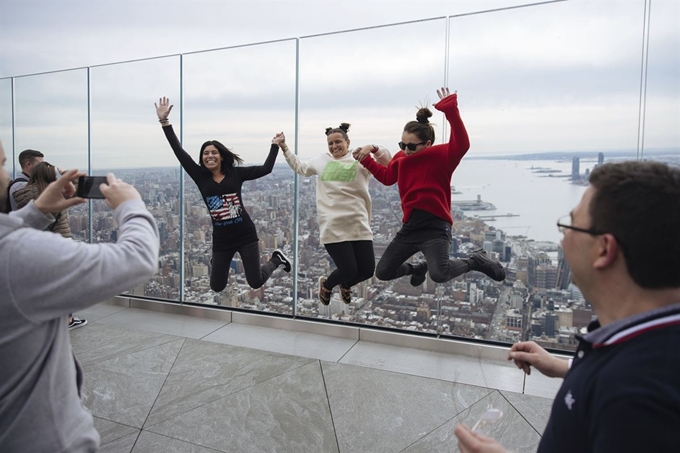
[598,152,604,166]
[572,156,580,180]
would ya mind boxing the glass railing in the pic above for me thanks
[1,0,677,352]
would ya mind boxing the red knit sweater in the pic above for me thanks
[360,94,470,225]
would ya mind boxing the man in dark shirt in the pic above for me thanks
[455,161,680,453]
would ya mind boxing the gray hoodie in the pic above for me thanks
[0,199,159,452]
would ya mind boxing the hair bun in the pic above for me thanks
[325,127,333,136]
[416,107,433,124]
[339,122,351,133]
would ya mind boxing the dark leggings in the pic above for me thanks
[375,236,470,283]
[210,241,278,291]
[324,240,375,289]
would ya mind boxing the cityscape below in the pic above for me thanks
[64,152,679,353]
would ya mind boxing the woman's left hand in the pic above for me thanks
[272,132,286,146]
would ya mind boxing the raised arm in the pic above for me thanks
[358,153,399,186]
[236,136,280,181]
[433,88,470,168]
[7,173,159,321]
[274,132,317,177]
[155,97,203,182]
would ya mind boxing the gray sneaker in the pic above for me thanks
[468,250,505,281]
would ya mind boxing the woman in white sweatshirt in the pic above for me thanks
[277,125,391,306]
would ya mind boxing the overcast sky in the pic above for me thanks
[0,0,678,169]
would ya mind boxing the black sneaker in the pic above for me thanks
[339,284,352,304]
[409,261,428,287]
[318,276,331,306]
[68,317,88,330]
[468,250,506,281]
[272,250,292,272]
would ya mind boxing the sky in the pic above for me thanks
[0,0,678,170]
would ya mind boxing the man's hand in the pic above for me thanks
[34,168,85,214]
[99,173,142,210]
[508,341,570,378]
[454,424,509,453]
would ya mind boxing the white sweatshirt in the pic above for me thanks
[283,147,391,245]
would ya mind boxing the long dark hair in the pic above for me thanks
[27,161,56,194]
[198,140,243,175]
[403,107,435,144]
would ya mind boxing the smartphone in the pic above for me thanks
[77,176,108,199]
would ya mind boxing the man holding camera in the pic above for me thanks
[0,139,160,452]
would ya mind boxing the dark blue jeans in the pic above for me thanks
[376,230,469,283]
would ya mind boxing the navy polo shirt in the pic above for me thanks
[538,303,680,452]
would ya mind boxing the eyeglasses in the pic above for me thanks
[398,141,426,151]
[556,215,605,236]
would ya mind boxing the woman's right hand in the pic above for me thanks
[154,97,173,121]
[272,132,287,151]
[352,145,372,161]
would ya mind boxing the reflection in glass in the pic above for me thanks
[14,70,89,241]
[298,19,447,330]
[441,1,648,350]
[0,78,13,176]
[90,57,181,300]
[182,41,297,311]
[643,0,680,160]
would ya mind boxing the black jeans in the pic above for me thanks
[210,241,277,291]
[324,240,375,289]
[376,217,469,283]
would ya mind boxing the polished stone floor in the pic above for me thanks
[71,303,562,453]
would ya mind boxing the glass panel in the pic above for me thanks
[443,0,646,350]
[298,19,447,331]
[643,0,680,161]
[0,78,12,177]
[14,70,89,241]
[182,41,297,310]
[90,57,181,300]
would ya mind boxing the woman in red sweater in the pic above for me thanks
[354,87,505,285]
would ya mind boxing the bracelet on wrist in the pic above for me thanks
[159,118,169,124]
[280,145,289,153]
[371,145,379,154]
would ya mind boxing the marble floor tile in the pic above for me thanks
[146,361,339,453]
[340,341,525,393]
[98,432,139,453]
[70,323,183,366]
[321,361,492,453]
[96,308,228,339]
[201,323,357,361]
[145,339,314,428]
[82,339,185,428]
[500,390,555,435]
[523,370,563,399]
[73,304,129,322]
[93,417,139,446]
[132,431,223,453]
[401,391,542,453]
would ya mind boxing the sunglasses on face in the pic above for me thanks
[398,141,426,151]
